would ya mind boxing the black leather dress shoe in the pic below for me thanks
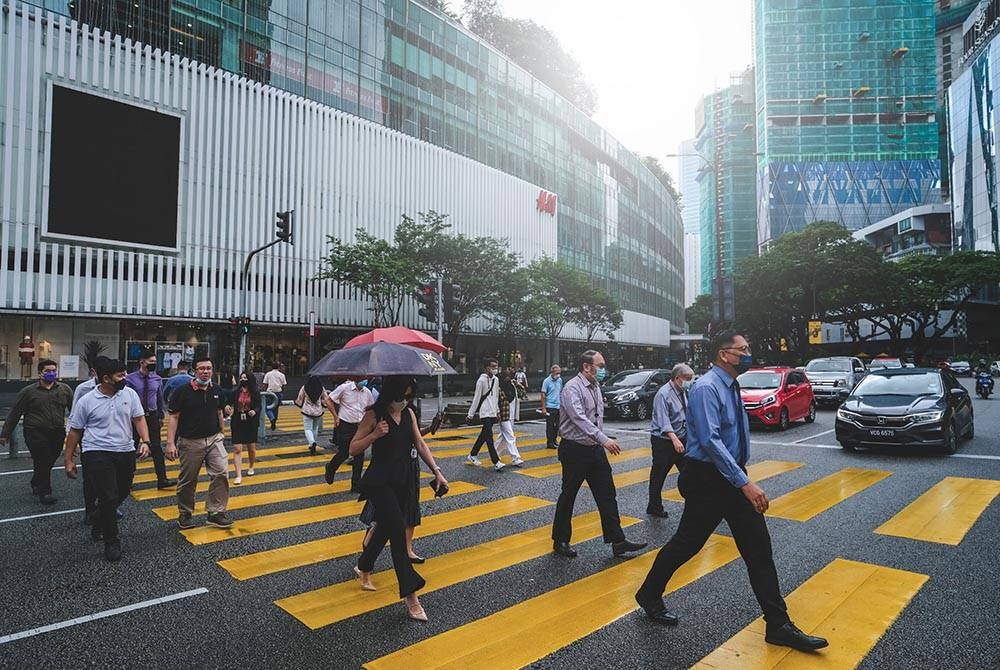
[612,540,648,556]
[765,622,829,651]
[646,509,669,518]
[553,541,577,558]
[157,478,177,490]
[634,594,679,626]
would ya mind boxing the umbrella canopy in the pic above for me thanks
[344,326,447,354]
[309,342,456,377]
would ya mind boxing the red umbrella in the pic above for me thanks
[344,326,447,354]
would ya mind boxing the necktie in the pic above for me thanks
[732,380,748,466]
[142,374,150,413]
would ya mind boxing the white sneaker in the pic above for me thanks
[247,468,254,476]
[511,457,525,467]
[233,476,242,485]
[465,455,481,466]
[494,461,505,471]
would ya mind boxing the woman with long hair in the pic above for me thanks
[350,376,448,621]
[496,367,525,466]
[230,371,261,484]
[296,375,331,456]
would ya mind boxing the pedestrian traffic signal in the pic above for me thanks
[443,282,461,322]
[275,210,294,244]
[414,282,437,322]
[230,316,251,334]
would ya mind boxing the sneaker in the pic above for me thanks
[177,512,197,529]
[233,476,242,485]
[247,468,254,476]
[104,541,122,562]
[511,457,525,467]
[206,512,234,529]
[465,455,481,466]
[494,461,506,472]
[309,443,317,456]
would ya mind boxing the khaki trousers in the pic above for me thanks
[176,432,229,514]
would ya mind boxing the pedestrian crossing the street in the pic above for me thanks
[123,423,1000,668]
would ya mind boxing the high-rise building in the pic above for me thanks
[936,1,980,199]
[754,0,942,249]
[695,69,758,295]
[949,0,1000,252]
[678,140,703,307]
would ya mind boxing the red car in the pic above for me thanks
[738,367,817,430]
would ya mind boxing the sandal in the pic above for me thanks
[353,566,376,591]
[405,596,427,622]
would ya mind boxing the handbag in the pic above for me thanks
[468,378,495,425]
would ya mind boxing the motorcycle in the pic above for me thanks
[976,372,994,399]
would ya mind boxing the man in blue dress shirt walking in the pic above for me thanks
[634,331,828,653]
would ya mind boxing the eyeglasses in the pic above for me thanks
[723,346,751,355]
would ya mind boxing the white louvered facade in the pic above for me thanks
[0,5,557,331]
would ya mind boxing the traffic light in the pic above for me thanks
[228,317,240,337]
[414,282,437,322]
[240,316,251,334]
[275,210,294,244]
[442,282,461,322]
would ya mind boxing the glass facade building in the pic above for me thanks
[755,0,942,248]
[695,70,758,295]
[40,0,683,327]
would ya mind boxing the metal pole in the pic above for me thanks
[308,309,316,368]
[436,275,444,414]
[238,238,282,375]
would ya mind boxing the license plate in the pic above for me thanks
[869,429,896,438]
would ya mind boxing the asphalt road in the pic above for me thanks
[1,379,998,669]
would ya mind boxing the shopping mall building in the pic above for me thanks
[0,1,684,381]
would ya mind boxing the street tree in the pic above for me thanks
[569,283,623,345]
[487,267,548,361]
[528,256,593,366]
[685,294,713,335]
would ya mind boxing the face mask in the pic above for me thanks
[240,379,248,386]
[357,380,369,388]
[390,400,407,411]
[734,354,753,376]
[195,377,210,387]
[681,379,693,391]
[113,379,127,391]
[594,367,607,382]
[41,371,58,383]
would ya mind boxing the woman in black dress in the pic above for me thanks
[350,376,448,621]
[229,371,261,485]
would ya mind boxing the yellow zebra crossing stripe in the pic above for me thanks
[662,460,804,502]
[132,452,330,485]
[362,535,740,670]
[693,558,928,669]
[181,481,484,545]
[276,510,641,629]
[136,443,316,472]
[132,464,331,501]
[218,496,553,581]
[875,476,1000,545]
[433,439,549,460]
[766,468,891,522]
[518,448,649,479]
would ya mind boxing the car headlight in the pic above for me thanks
[908,410,944,424]
[617,391,638,403]
[837,408,858,422]
[834,379,845,387]
[760,395,776,407]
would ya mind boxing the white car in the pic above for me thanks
[990,361,1000,376]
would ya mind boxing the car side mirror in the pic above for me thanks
[786,383,797,390]
[949,388,967,397]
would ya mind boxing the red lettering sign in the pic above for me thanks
[536,190,557,216]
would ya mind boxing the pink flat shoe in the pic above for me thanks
[353,566,376,591]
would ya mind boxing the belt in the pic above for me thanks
[561,438,600,449]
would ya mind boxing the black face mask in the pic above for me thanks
[109,378,126,391]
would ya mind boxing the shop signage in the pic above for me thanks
[536,190,557,216]
[961,0,1000,65]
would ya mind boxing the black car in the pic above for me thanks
[602,369,671,421]
[835,368,974,454]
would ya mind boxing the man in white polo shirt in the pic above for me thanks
[324,377,374,490]
[64,358,150,562]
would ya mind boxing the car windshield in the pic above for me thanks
[869,358,902,369]
[854,373,942,396]
[806,359,852,372]
[604,370,653,388]
[737,371,782,390]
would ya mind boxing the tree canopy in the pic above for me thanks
[640,156,681,203]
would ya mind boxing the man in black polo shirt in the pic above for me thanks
[164,356,233,529]
[0,359,74,504]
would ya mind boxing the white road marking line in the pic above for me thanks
[0,508,85,524]
[0,588,209,645]
[794,428,835,443]
[0,465,73,477]
[754,440,1000,461]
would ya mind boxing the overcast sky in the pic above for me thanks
[498,0,755,185]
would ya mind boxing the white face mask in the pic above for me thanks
[681,379,693,391]
[390,400,407,411]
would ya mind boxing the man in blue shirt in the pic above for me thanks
[540,365,563,449]
[634,331,829,654]
[162,361,193,403]
[646,363,693,517]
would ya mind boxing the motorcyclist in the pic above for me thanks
[975,359,990,375]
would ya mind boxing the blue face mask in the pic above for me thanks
[595,367,607,382]
[735,355,753,375]
[41,371,58,383]
[195,377,210,387]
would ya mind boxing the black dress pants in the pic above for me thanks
[469,418,500,464]
[545,409,560,447]
[647,435,685,513]
[23,427,65,496]
[551,440,626,544]
[328,422,364,491]
[81,450,136,545]
[356,480,426,598]
[134,413,168,483]
[635,458,790,628]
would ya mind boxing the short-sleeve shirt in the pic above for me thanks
[541,376,563,409]
[263,369,287,392]
[69,386,144,453]
[168,382,224,439]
